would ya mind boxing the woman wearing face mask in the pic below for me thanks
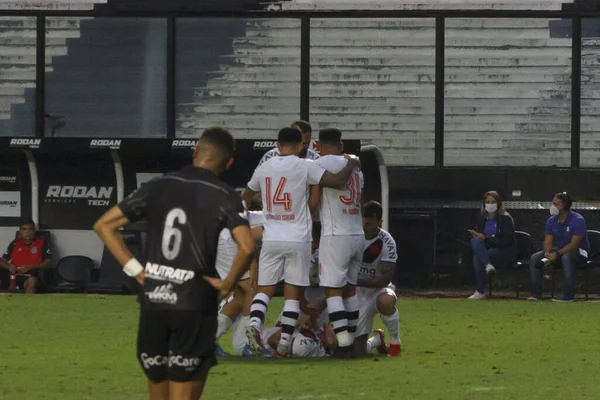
[467,191,518,300]
[528,192,589,302]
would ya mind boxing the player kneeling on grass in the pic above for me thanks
[302,239,388,357]
[94,128,255,400]
[354,201,402,357]
[214,211,265,356]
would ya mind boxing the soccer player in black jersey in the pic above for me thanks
[94,127,255,400]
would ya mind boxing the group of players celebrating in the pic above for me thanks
[94,122,401,399]
[215,122,402,360]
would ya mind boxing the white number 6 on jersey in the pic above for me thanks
[162,208,187,260]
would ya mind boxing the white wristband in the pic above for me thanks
[123,258,144,277]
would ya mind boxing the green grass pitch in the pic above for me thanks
[1,294,598,400]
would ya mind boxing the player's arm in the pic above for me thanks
[309,185,322,212]
[318,156,361,189]
[226,225,255,286]
[241,188,258,209]
[93,182,153,284]
[242,169,261,208]
[205,194,255,297]
[356,261,396,288]
[0,242,16,272]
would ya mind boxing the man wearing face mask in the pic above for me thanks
[467,191,517,300]
[528,192,590,302]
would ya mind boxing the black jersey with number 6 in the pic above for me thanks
[118,166,249,312]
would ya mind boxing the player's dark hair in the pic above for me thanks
[199,127,235,160]
[319,128,342,145]
[363,201,383,221]
[292,120,312,134]
[278,127,302,146]
[19,217,35,229]
[312,221,322,241]
[555,191,573,211]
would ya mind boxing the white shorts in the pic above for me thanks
[258,241,311,287]
[216,258,250,281]
[318,235,364,288]
[356,285,397,337]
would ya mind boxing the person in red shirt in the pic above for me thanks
[0,218,51,293]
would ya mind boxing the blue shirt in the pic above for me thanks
[483,216,497,238]
[545,211,589,251]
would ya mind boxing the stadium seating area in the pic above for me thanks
[3,0,598,167]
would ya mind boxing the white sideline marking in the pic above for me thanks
[471,387,507,392]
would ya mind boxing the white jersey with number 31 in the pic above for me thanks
[247,156,326,242]
[315,155,364,236]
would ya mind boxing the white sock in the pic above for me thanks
[277,300,300,355]
[249,293,270,329]
[343,295,359,343]
[380,310,401,345]
[366,334,381,353]
[216,313,233,341]
[327,296,351,347]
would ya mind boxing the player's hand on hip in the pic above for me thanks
[8,264,17,273]
[204,276,233,300]
[135,271,145,286]
[343,154,361,169]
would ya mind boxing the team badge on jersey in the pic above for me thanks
[363,238,383,263]
[31,247,38,254]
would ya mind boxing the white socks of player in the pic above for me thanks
[249,293,270,329]
[216,313,233,341]
[326,296,352,347]
[277,300,300,355]
[366,333,382,353]
[343,295,359,340]
[380,309,401,345]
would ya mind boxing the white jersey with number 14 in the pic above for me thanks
[315,155,364,236]
[247,156,326,242]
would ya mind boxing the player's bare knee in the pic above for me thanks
[376,294,396,316]
[283,283,305,300]
[342,284,356,298]
[324,286,343,298]
[257,285,276,298]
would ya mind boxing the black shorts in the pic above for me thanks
[137,309,217,383]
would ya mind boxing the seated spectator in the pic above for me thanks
[468,191,517,300]
[529,192,589,302]
[0,218,51,293]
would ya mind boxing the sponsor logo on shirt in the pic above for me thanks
[146,283,178,305]
[360,265,377,278]
[144,262,195,284]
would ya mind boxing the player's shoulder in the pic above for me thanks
[377,228,396,244]
[316,154,344,166]
[258,148,280,164]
